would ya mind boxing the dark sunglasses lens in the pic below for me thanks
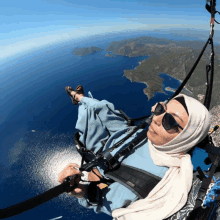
[163,113,177,130]
[154,103,165,115]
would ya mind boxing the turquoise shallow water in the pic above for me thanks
[0,36,210,220]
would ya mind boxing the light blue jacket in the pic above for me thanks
[74,92,210,216]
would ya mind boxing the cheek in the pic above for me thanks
[162,132,179,145]
[147,129,178,145]
[147,129,159,143]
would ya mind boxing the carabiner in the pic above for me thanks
[209,23,214,39]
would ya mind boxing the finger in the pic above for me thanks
[70,177,79,185]
[74,188,82,193]
[65,164,79,171]
[59,173,78,184]
[68,163,80,168]
[58,164,81,183]
[68,165,81,174]
[66,166,81,176]
[151,105,154,112]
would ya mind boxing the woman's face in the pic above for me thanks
[147,99,189,146]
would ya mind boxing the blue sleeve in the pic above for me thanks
[80,96,128,136]
[75,95,129,154]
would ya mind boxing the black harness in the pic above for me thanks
[74,131,162,201]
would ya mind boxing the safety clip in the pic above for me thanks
[209,23,214,39]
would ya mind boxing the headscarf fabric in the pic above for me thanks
[112,94,211,220]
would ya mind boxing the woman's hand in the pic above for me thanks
[58,163,85,198]
[88,168,103,181]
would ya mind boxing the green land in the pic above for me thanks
[105,36,220,110]
[73,46,102,56]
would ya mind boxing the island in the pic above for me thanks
[105,36,220,109]
[73,46,102,56]
[165,87,177,93]
[105,53,115,57]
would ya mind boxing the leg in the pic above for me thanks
[69,89,128,153]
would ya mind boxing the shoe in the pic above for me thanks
[75,85,84,96]
[65,85,84,105]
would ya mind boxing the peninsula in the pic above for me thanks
[105,36,220,109]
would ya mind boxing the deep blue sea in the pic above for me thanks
[0,33,210,220]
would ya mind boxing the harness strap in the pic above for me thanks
[101,131,147,171]
[195,157,219,220]
[206,2,220,24]
[74,131,159,200]
[197,166,207,180]
[105,163,161,199]
[187,154,220,220]
[118,109,151,126]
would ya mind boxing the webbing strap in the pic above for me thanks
[204,38,214,110]
[187,155,220,220]
[206,2,220,24]
[102,131,147,171]
[105,163,161,199]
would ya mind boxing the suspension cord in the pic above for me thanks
[204,38,214,110]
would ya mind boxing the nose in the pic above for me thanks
[152,109,167,127]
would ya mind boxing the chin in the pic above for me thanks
[146,131,153,142]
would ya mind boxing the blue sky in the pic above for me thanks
[0,0,215,59]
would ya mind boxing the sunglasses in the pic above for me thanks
[151,102,183,132]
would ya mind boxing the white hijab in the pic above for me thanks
[112,94,211,220]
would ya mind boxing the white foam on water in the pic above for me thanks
[48,216,63,220]
[16,130,92,217]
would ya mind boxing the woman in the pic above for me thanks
[58,85,211,220]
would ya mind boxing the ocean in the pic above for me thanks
[0,33,210,220]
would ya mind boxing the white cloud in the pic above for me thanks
[0,23,147,60]
[0,20,216,61]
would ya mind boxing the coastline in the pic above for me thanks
[123,63,193,100]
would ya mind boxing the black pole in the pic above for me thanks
[0,181,74,219]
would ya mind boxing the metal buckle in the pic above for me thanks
[209,23,214,38]
[127,127,135,133]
